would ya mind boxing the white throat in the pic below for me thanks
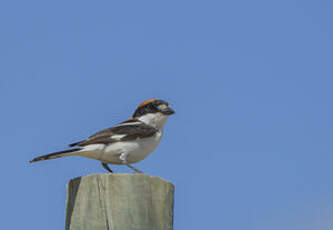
[137,112,168,130]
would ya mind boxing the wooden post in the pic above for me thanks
[66,174,174,230]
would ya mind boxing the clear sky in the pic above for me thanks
[1,0,333,229]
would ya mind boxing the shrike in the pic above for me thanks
[30,99,175,173]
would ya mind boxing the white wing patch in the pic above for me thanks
[80,144,105,152]
[110,134,127,140]
[114,122,141,127]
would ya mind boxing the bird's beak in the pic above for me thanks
[161,107,175,115]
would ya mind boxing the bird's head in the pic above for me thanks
[132,99,175,130]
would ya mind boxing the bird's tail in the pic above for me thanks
[30,148,81,163]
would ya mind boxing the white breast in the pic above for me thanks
[125,131,162,164]
[77,131,163,164]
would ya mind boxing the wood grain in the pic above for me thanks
[66,174,174,230]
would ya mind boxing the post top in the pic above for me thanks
[68,173,174,187]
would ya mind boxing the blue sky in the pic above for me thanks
[1,0,333,229]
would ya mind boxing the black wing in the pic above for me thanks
[69,122,158,147]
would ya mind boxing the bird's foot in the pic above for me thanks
[102,162,113,173]
[126,164,143,173]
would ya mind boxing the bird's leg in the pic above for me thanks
[125,164,143,174]
[119,152,143,173]
[102,162,113,173]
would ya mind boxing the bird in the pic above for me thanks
[30,99,175,173]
